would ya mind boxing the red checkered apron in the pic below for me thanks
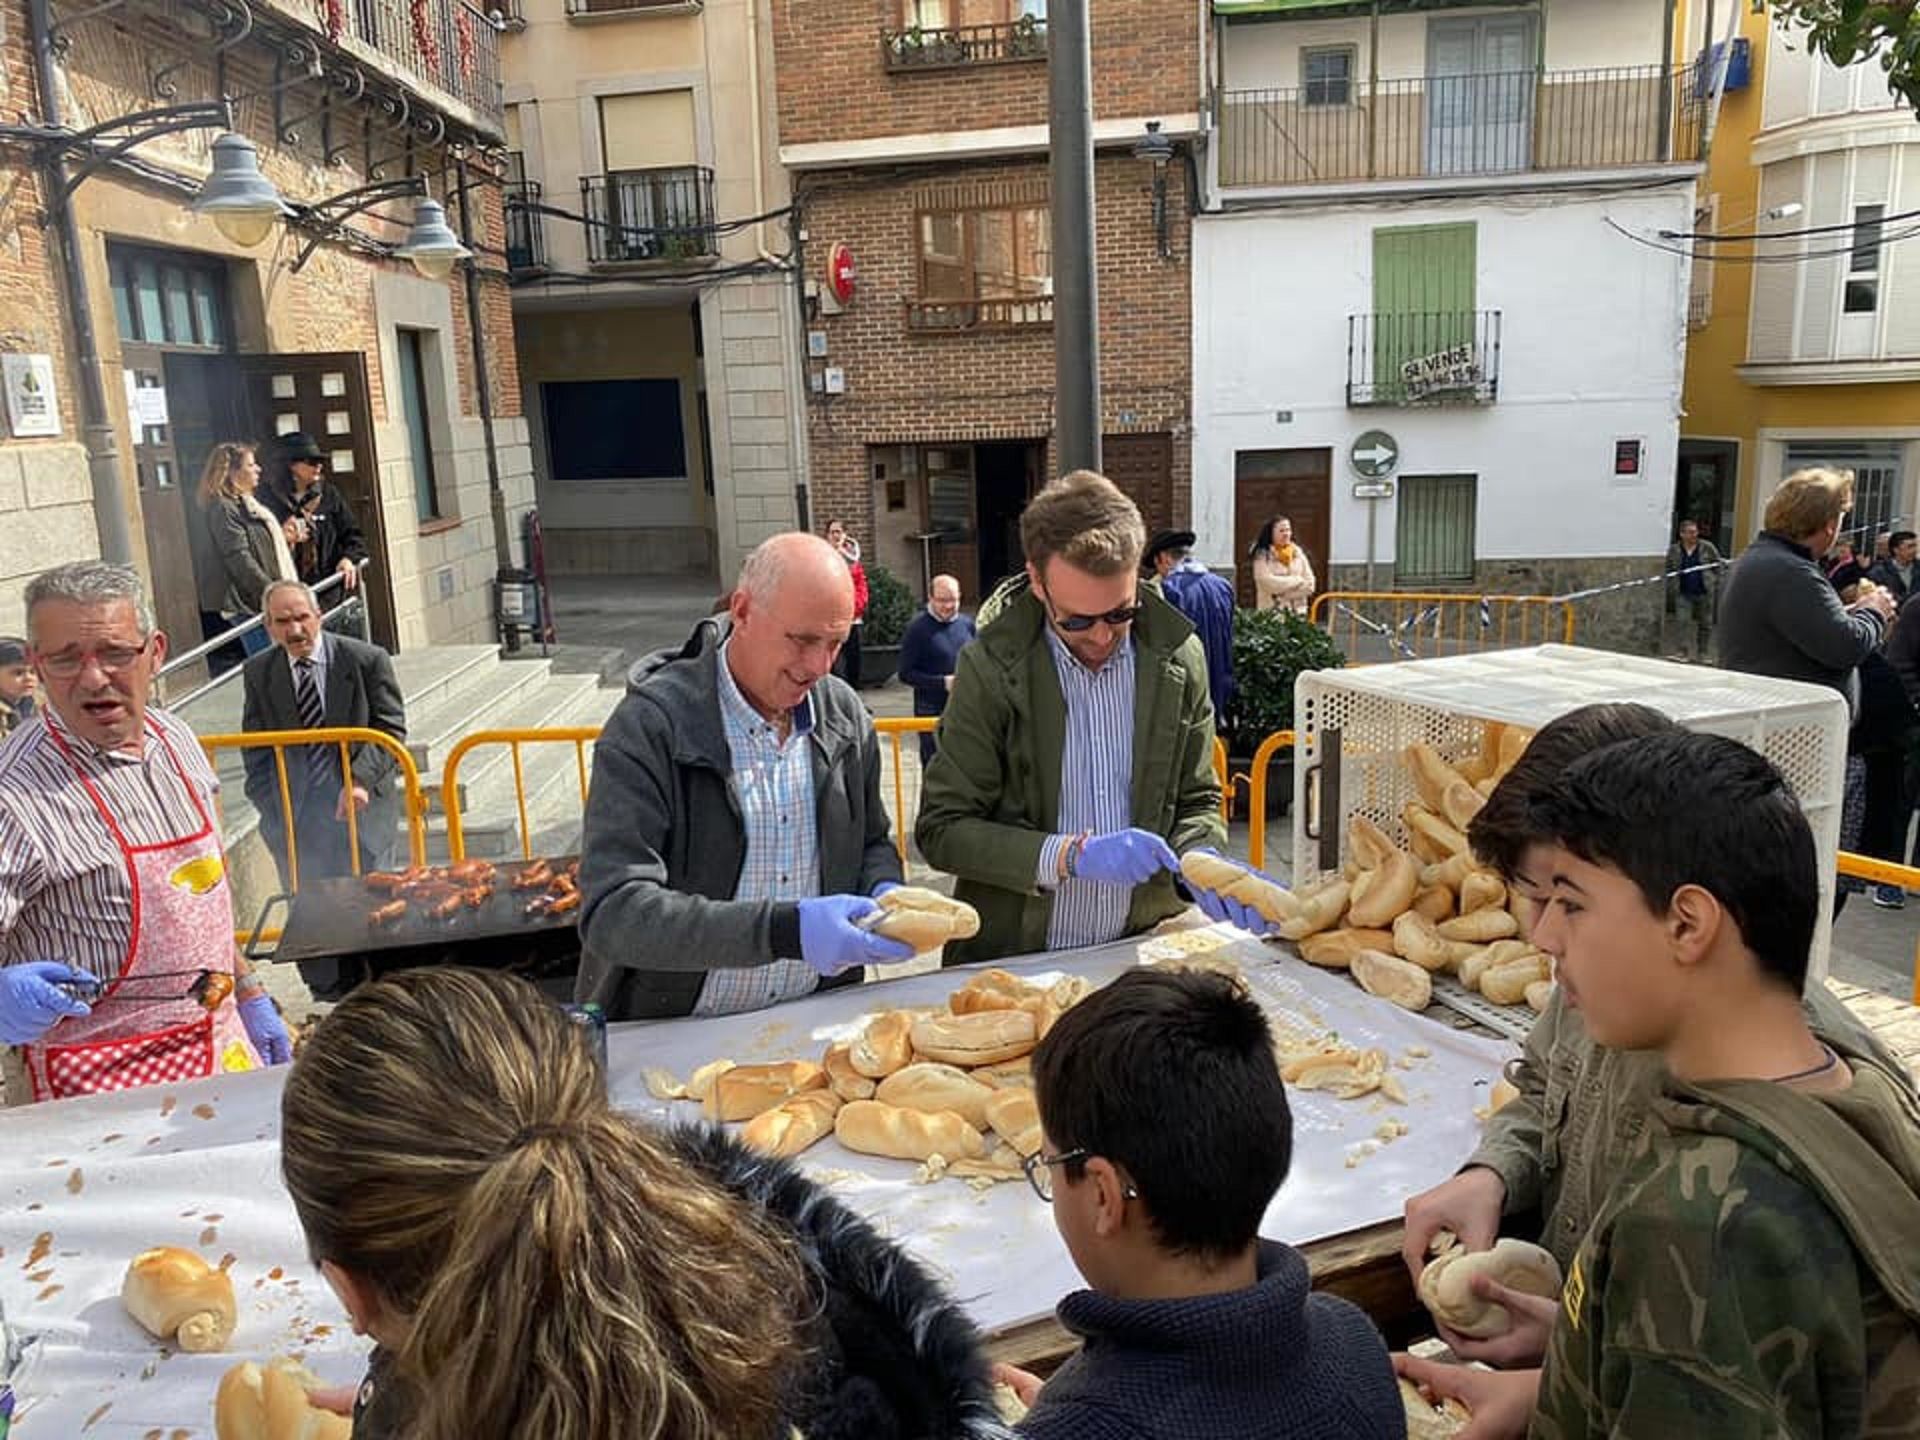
[24,720,259,1101]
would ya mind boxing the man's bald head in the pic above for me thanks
[929,573,961,620]
[737,532,854,609]
[726,532,856,719]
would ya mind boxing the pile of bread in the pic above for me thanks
[1187,726,1556,1016]
[647,964,1091,1182]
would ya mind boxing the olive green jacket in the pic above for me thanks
[915,586,1224,963]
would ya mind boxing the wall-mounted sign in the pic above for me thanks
[1399,344,1481,400]
[827,243,857,306]
[1353,481,1395,501]
[1614,438,1644,477]
[3,354,60,437]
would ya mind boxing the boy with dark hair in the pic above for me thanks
[1001,967,1402,1440]
[0,636,36,738]
[1403,732,1920,1436]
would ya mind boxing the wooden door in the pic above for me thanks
[232,352,397,651]
[122,344,206,664]
[1233,449,1332,608]
[1103,432,1175,540]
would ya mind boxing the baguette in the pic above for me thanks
[1418,1237,1562,1339]
[1437,909,1519,943]
[1296,926,1395,968]
[122,1246,236,1353]
[911,1009,1038,1066]
[1349,850,1419,928]
[1392,910,1452,972]
[822,1041,876,1101]
[834,1099,987,1161]
[705,1059,829,1123]
[875,1062,996,1130]
[741,1090,843,1158]
[969,1055,1033,1089]
[849,1009,917,1078]
[982,1086,1042,1155]
[1177,851,1298,928]
[1275,876,1350,940]
[1459,869,1507,916]
[867,886,981,951]
[1481,953,1552,1006]
[685,1057,736,1104]
[215,1358,352,1440]
[1405,742,1470,812]
[1352,949,1433,1011]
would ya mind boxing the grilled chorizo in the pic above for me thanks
[512,860,555,891]
[370,899,408,927]
[448,859,496,885]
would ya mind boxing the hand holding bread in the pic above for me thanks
[1417,1236,1563,1339]
[215,1358,353,1440]
[1178,850,1293,935]
[864,886,980,952]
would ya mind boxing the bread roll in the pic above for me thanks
[868,886,980,951]
[122,1246,236,1353]
[214,1358,352,1440]
[1524,978,1555,1013]
[948,968,1033,1015]
[1349,850,1419,928]
[1458,869,1507,916]
[911,1009,1037,1066]
[1352,949,1433,1011]
[1481,953,1552,1007]
[1177,851,1297,928]
[704,1059,829,1123]
[823,1041,876,1101]
[1275,877,1350,940]
[741,1090,842,1158]
[983,1086,1042,1155]
[1405,804,1471,858]
[1348,813,1398,869]
[1411,884,1456,923]
[1437,909,1518,943]
[875,1062,996,1131]
[850,1009,917,1078]
[1392,910,1452,972]
[1399,1378,1471,1440]
[1457,945,1498,993]
[1296,926,1395,968]
[1418,1238,1563,1339]
[834,1099,987,1161]
[1405,742,1472,812]
[969,1055,1033,1089]
[1420,852,1477,894]
[1440,779,1485,831]
[685,1057,736,1103]
[1487,1076,1522,1114]
[1283,1046,1389,1099]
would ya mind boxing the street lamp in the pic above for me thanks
[1133,119,1174,260]
[391,197,471,280]
[289,176,474,280]
[190,131,295,247]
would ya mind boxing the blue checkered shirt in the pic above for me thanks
[691,643,823,1016]
[1035,629,1137,949]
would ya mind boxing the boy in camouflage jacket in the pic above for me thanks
[1403,731,1920,1438]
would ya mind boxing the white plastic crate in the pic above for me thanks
[1291,645,1851,982]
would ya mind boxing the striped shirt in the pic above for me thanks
[1036,630,1137,949]
[0,706,224,983]
[692,642,823,1017]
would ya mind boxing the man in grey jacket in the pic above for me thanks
[576,534,910,1021]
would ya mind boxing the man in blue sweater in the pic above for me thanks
[996,968,1402,1440]
[895,573,975,764]
[1146,530,1235,729]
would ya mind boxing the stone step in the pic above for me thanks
[400,651,560,774]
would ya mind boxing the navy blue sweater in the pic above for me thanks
[1016,1242,1403,1440]
[897,608,977,715]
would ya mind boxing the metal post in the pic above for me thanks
[29,0,134,566]
[454,159,518,652]
[1364,496,1378,593]
[1048,0,1099,475]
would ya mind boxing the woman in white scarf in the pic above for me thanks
[195,441,297,661]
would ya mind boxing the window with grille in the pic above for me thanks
[108,245,228,350]
[1845,203,1884,314]
[1395,474,1478,584]
[1303,46,1355,107]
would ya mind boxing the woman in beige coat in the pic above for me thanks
[1251,516,1316,615]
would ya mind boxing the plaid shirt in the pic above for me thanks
[1036,630,1137,949]
[691,643,823,1016]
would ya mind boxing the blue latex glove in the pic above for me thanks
[1185,849,1284,938]
[1074,829,1179,887]
[871,880,900,899]
[798,895,916,978]
[0,961,94,1046]
[238,992,293,1066]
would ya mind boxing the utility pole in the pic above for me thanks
[1048,0,1100,475]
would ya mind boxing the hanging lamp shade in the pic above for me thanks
[392,197,472,280]
[189,132,293,248]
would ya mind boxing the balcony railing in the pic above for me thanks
[353,0,504,126]
[564,0,699,15]
[1219,65,1704,190]
[881,16,1047,71]
[1347,311,1502,407]
[581,168,717,264]
[905,295,1053,332]
[505,180,546,273]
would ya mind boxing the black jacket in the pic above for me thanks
[1717,530,1887,717]
[576,618,903,1019]
[260,477,368,586]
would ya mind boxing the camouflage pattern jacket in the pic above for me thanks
[1533,1058,1920,1439]
[1467,981,1909,1274]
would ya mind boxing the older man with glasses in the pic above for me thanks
[917,470,1242,963]
[0,562,291,1105]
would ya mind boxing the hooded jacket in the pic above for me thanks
[1532,1052,1920,1439]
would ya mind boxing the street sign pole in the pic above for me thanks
[1348,430,1400,594]
[1049,0,1099,474]
[1365,498,1378,593]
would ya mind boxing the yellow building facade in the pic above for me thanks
[1679,2,1920,553]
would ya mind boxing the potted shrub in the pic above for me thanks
[860,562,915,688]
[1225,607,1344,820]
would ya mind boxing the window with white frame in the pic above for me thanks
[1845,203,1884,314]
[1303,46,1356,106]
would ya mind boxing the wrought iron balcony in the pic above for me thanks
[881,16,1047,72]
[1347,311,1501,407]
[581,167,717,264]
[905,295,1053,333]
[1219,64,1703,190]
[348,0,504,127]
[505,179,546,273]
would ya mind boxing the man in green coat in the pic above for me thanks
[916,470,1229,963]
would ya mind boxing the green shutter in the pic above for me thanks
[1395,474,1477,584]
[1372,223,1476,400]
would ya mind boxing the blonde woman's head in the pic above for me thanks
[1764,467,1854,546]
[195,442,258,507]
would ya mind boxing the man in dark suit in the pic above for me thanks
[242,579,407,891]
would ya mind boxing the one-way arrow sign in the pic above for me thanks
[1350,430,1400,479]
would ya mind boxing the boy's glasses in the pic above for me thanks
[1019,1146,1139,1203]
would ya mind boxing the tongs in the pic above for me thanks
[55,968,236,1010]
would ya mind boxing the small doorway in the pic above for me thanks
[1233,448,1333,608]
[975,441,1037,594]
[1674,439,1737,555]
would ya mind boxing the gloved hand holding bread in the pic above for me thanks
[1177,850,1293,936]
[858,885,981,952]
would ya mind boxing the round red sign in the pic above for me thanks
[827,242,856,305]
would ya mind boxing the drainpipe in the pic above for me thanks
[29,0,134,565]
[453,157,517,647]
[1659,0,1677,162]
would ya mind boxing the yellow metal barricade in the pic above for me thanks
[441,727,602,862]
[1212,737,1230,822]
[1310,591,1575,662]
[1242,730,1297,871]
[873,717,938,864]
[1837,852,1920,1005]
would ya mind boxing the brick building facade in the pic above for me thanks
[772,0,1202,602]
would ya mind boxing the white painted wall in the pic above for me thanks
[1190,184,1695,568]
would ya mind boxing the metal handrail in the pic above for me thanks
[159,561,371,711]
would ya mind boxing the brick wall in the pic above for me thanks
[773,0,1200,146]
[799,152,1192,551]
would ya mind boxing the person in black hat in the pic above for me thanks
[260,431,369,597]
[0,635,36,740]
[1145,529,1235,728]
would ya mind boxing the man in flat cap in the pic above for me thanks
[1146,529,1235,730]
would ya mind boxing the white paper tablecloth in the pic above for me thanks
[0,927,1515,1436]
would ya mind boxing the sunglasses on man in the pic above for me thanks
[1037,584,1145,634]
